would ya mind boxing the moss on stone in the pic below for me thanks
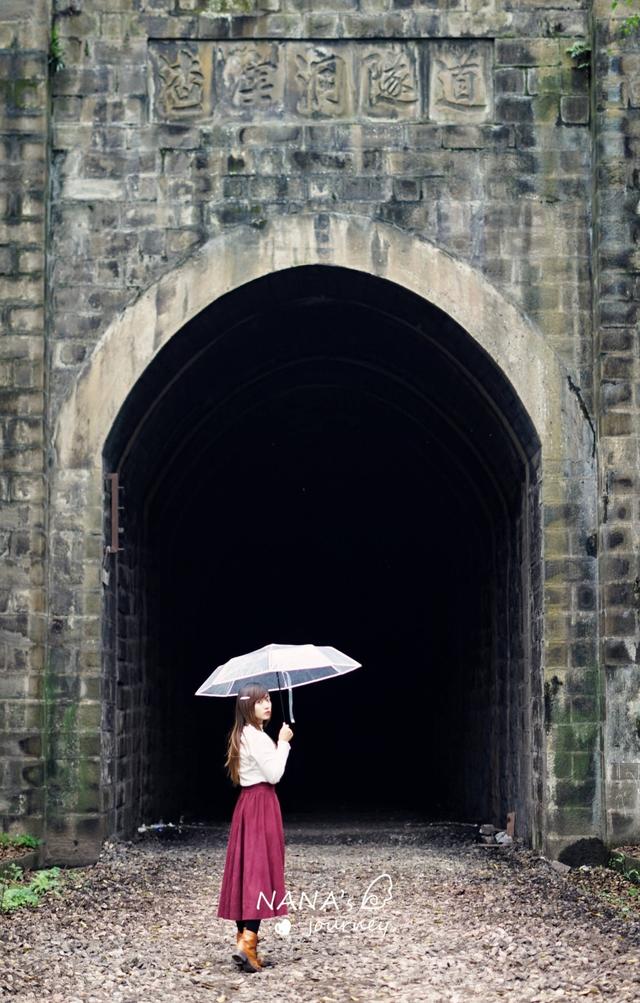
[554,722,599,753]
[199,0,254,13]
[544,675,569,728]
[572,751,596,782]
[532,93,559,124]
[249,204,267,228]
[0,78,40,110]
[227,155,245,174]
[556,776,597,806]
[42,652,89,817]
[554,750,573,777]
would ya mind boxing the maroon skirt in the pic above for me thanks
[217,781,288,920]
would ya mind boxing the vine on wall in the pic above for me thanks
[612,0,640,36]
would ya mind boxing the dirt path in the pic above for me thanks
[1,820,639,1002]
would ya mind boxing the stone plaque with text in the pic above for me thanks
[428,41,493,125]
[149,40,494,125]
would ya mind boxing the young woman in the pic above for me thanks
[217,681,294,973]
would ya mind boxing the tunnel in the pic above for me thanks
[101,265,544,844]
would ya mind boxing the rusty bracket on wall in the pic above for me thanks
[105,472,124,556]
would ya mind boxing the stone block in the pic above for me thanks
[495,95,534,123]
[63,178,126,201]
[553,723,599,753]
[341,176,388,200]
[392,177,421,201]
[7,305,44,331]
[441,125,489,148]
[547,807,597,836]
[604,638,636,664]
[0,275,43,304]
[428,40,493,124]
[495,67,526,95]
[404,123,442,149]
[601,413,633,436]
[0,245,14,273]
[560,95,589,125]
[608,812,640,843]
[496,38,562,68]
[605,610,638,636]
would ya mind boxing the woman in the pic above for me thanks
[217,681,294,973]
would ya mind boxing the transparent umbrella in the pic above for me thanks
[194,642,362,722]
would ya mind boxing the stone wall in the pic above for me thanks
[42,0,601,863]
[594,0,640,845]
[48,1,593,423]
[1,0,638,864]
[0,0,50,836]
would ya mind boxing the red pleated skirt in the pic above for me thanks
[217,781,288,920]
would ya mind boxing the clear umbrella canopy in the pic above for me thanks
[195,642,362,722]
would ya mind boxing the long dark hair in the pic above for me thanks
[224,681,275,786]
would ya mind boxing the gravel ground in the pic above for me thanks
[1,817,639,1003]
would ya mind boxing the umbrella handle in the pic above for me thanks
[276,670,295,724]
[287,675,295,724]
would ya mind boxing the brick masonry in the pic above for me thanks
[0,0,49,827]
[593,0,640,846]
[0,0,638,864]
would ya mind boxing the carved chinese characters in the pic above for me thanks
[361,45,418,120]
[156,47,205,119]
[219,44,284,116]
[151,43,214,120]
[149,40,494,125]
[294,47,351,118]
[429,42,493,124]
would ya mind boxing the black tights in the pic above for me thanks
[236,919,261,934]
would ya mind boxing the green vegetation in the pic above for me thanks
[609,850,640,886]
[199,0,254,13]
[0,832,40,850]
[565,41,591,70]
[612,0,640,36]
[1,865,62,912]
[0,833,63,914]
[49,23,65,73]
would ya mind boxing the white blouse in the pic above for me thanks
[238,723,291,786]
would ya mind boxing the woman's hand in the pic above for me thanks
[279,723,294,743]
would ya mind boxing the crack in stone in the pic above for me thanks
[567,375,596,459]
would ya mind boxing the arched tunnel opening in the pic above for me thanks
[102,266,544,843]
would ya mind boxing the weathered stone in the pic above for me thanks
[560,94,590,125]
[0,0,638,872]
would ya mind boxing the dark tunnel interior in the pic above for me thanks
[102,266,543,838]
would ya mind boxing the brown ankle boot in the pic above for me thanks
[232,929,270,969]
[238,929,263,973]
[231,930,245,968]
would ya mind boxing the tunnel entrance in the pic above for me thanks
[102,266,543,843]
